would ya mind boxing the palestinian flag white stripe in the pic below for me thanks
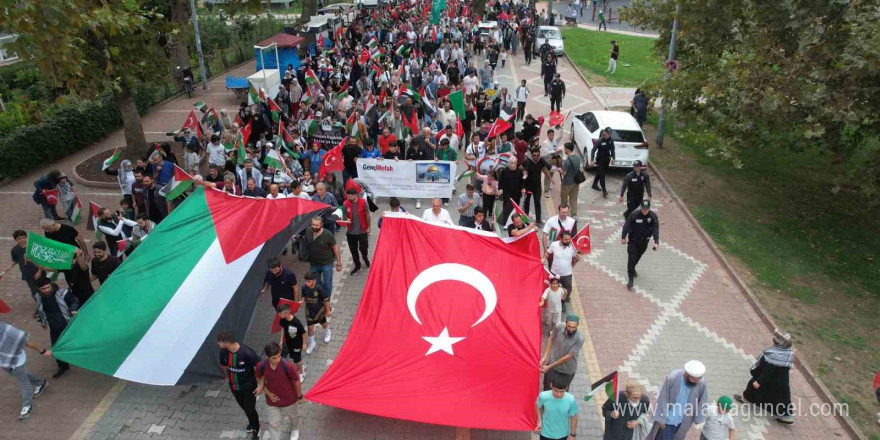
[52,188,330,385]
[115,239,262,385]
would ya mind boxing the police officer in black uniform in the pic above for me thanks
[590,127,616,197]
[620,199,659,290]
[540,54,557,96]
[549,73,566,113]
[618,160,652,218]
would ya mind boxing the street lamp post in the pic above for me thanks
[188,0,209,90]
[655,3,680,149]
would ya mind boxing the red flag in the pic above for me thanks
[181,110,203,139]
[0,298,9,313]
[235,113,244,128]
[240,121,253,147]
[549,111,566,127]
[437,86,451,99]
[487,117,512,139]
[573,224,591,254]
[41,189,59,206]
[306,215,543,430]
[402,109,420,136]
[270,299,303,333]
[319,137,347,180]
[455,117,465,139]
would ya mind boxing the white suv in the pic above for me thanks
[571,110,649,168]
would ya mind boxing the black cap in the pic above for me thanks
[633,160,643,167]
[641,199,651,209]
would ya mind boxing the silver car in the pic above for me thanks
[536,26,564,55]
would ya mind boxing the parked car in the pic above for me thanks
[536,26,564,55]
[477,21,498,40]
[571,110,649,168]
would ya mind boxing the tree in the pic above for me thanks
[624,0,880,195]
[6,0,173,151]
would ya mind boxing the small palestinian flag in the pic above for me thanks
[263,149,284,170]
[305,67,320,86]
[302,118,319,136]
[401,110,419,137]
[499,107,516,123]
[420,87,435,115]
[396,44,408,57]
[159,165,194,201]
[115,237,131,257]
[332,206,351,227]
[51,188,330,385]
[268,99,283,122]
[87,201,102,233]
[71,196,83,225]
[400,84,420,102]
[370,49,382,61]
[584,371,619,403]
[193,101,207,112]
[499,198,530,230]
[366,37,379,51]
[456,169,475,181]
[248,81,260,105]
[301,87,314,106]
[102,148,122,172]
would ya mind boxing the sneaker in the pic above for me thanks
[544,191,550,198]
[416,200,421,209]
[591,186,601,192]
[323,329,332,343]
[290,429,300,440]
[364,258,371,268]
[443,202,449,207]
[776,415,794,425]
[246,425,258,433]
[306,340,316,355]
[19,405,32,421]
[626,277,634,290]
[33,380,48,398]
[350,266,361,276]
[300,364,307,381]
[52,367,69,378]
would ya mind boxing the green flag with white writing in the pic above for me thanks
[26,232,77,270]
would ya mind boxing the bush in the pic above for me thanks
[0,102,31,135]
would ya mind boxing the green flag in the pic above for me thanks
[449,89,465,118]
[26,232,77,270]
[430,0,447,24]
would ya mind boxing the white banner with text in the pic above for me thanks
[355,159,457,199]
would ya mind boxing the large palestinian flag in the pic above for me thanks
[52,188,330,385]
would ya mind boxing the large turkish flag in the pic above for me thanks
[306,214,544,430]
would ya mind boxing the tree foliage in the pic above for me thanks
[624,0,880,195]
[4,0,172,97]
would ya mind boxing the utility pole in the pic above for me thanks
[188,0,209,90]
[655,3,680,149]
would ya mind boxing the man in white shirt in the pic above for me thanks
[542,204,577,256]
[422,198,454,225]
[289,180,311,199]
[541,129,563,196]
[515,80,530,121]
[206,134,227,168]
[440,125,460,151]
[438,102,457,130]
[266,184,287,199]
[546,231,581,312]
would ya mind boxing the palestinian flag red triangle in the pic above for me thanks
[51,188,331,385]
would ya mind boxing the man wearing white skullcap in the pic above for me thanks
[645,360,710,440]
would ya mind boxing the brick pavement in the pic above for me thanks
[0,41,853,440]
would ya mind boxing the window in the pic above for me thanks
[612,130,646,143]
[538,29,561,39]
[579,113,599,132]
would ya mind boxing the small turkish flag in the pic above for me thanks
[487,117,512,139]
[306,214,544,430]
[573,224,591,254]
[319,137,346,180]
[270,298,303,334]
[181,110,203,139]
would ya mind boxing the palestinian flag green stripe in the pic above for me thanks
[53,190,217,377]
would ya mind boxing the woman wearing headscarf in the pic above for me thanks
[735,329,794,424]
[105,160,136,207]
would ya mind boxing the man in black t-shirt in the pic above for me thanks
[277,303,307,379]
[261,257,299,308]
[302,272,331,355]
[8,230,45,319]
[305,217,342,294]
[522,148,553,224]
[40,219,87,255]
[217,331,261,437]
[90,242,120,286]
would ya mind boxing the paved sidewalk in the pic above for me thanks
[0,44,852,440]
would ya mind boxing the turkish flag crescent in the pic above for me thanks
[306,214,544,430]
[181,110,203,139]
[319,137,346,180]
[573,224,591,254]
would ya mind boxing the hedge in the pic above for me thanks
[0,85,164,180]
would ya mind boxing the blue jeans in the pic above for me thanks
[310,264,334,294]
[40,202,58,220]
[657,423,680,440]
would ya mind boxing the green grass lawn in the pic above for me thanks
[561,27,662,87]
[643,116,880,438]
